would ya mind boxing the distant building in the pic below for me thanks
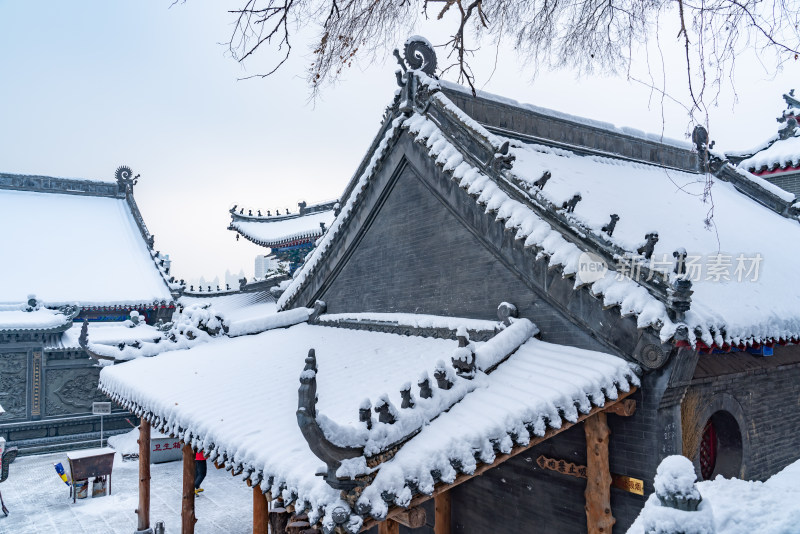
[229,200,337,274]
[0,168,177,453]
[727,90,800,196]
[254,255,276,279]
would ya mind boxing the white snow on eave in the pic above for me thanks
[0,189,172,307]
[231,210,335,247]
[357,336,639,515]
[0,308,70,331]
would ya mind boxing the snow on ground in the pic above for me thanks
[628,457,800,534]
[0,450,251,534]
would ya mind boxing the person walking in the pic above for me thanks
[194,450,207,495]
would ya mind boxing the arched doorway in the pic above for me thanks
[699,410,743,480]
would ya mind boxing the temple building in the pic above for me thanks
[229,199,338,274]
[0,168,178,454]
[727,89,800,196]
[97,39,800,534]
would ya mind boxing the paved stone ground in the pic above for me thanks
[0,451,252,534]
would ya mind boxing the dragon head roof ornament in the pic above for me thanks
[115,165,139,194]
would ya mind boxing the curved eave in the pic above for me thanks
[0,322,73,335]
[749,162,800,176]
[228,224,322,249]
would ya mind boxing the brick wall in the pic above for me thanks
[686,347,800,481]
[321,163,603,351]
[762,170,800,198]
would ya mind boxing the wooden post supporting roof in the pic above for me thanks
[434,491,451,534]
[378,519,400,534]
[136,420,151,533]
[182,444,197,534]
[253,486,269,534]
[584,412,615,534]
[360,388,636,532]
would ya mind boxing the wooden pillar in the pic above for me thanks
[584,412,615,534]
[378,519,400,534]
[136,420,151,533]
[434,491,451,534]
[253,486,268,534]
[268,506,289,534]
[182,444,197,534]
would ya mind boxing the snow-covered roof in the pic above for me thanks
[179,291,277,324]
[230,210,336,248]
[0,178,173,308]
[506,137,800,346]
[228,200,338,249]
[99,318,637,530]
[0,303,74,333]
[440,80,693,151]
[279,71,800,349]
[738,133,800,173]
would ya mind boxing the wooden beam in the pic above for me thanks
[393,506,426,529]
[182,444,197,534]
[360,387,636,531]
[605,399,636,417]
[434,491,451,534]
[584,413,615,534]
[253,487,269,534]
[378,520,400,534]
[137,420,151,532]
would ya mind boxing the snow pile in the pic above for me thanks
[107,426,172,456]
[637,456,713,534]
[225,306,311,337]
[179,291,276,324]
[85,304,224,360]
[0,188,173,306]
[58,321,163,349]
[630,456,800,534]
[232,210,335,246]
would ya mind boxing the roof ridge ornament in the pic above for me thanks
[114,165,138,194]
[394,35,437,77]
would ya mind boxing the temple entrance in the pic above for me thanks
[699,411,742,480]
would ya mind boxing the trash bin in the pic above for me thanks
[74,479,88,499]
[92,477,107,497]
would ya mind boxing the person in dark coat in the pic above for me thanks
[194,451,207,494]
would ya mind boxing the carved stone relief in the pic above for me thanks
[0,352,28,420]
[45,368,105,416]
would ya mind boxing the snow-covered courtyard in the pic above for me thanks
[0,449,252,534]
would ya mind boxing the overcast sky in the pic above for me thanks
[1,2,796,282]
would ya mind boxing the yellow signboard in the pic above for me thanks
[612,475,645,496]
